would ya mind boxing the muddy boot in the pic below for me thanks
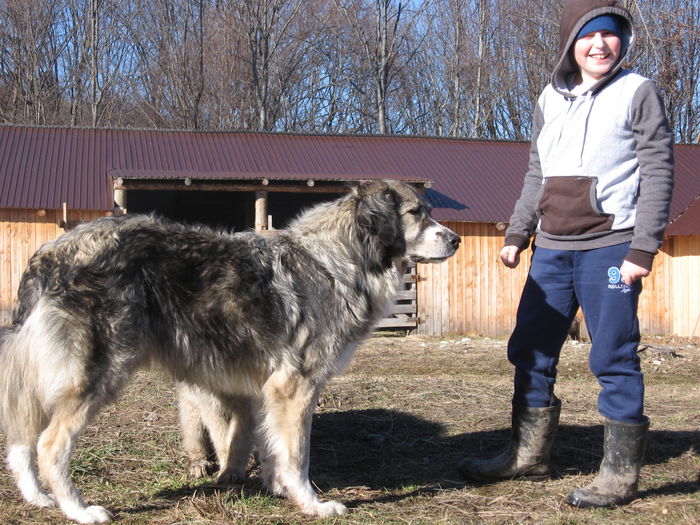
[458,399,560,481]
[566,417,649,508]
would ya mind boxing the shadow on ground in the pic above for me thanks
[153,408,699,508]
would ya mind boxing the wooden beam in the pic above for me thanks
[112,179,430,194]
[113,181,350,194]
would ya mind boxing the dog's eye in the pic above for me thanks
[407,208,422,216]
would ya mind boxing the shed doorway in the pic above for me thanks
[124,188,343,231]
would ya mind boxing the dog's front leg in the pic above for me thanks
[177,384,215,478]
[177,385,255,484]
[259,369,347,517]
[202,394,255,485]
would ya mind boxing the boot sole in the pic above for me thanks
[566,493,634,508]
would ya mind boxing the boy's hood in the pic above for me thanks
[552,0,634,96]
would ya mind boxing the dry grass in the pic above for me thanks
[0,334,698,524]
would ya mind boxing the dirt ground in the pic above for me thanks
[0,333,698,524]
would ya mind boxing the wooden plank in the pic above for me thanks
[395,289,416,300]
[375,317,417,328]
[391,303,417,314]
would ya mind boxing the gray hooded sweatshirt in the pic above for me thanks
[504,0,674,270]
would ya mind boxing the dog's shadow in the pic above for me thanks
[153,408,699,510]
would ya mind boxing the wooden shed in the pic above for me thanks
[1,126,698,337]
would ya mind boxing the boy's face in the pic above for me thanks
[573,30,622,84]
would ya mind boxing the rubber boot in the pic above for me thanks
[566,417,649,508]
[458,399,560,481]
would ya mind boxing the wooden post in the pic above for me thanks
[114,178,127,215]
[114,189,127,215]
[255,190,268,231]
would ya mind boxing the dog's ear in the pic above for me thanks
[355,181,406,272]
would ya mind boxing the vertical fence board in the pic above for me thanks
[671,236,700,337]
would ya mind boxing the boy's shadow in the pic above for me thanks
[308,409,699,506]
[152,408,698,509]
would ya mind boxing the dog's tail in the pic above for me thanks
[0,323,46,442]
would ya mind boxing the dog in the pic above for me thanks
[0,179,459,524]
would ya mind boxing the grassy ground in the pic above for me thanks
[0,334,698,524]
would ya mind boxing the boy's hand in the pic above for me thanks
[500,245,521,268]
[620,260,649,285]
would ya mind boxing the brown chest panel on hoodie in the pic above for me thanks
[538,176,614,236]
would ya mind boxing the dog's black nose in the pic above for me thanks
[440,230,461,250]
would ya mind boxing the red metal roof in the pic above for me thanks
[667,196,699,236]
[0,125,698,230]
[666,145,700,236]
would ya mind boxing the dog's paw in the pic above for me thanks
[265,479,286,497]
[84,506,113,524]
[28,491,55,508]
[309,500,348,517]
[63,504,113,524]
[188,459,215,478]
[216,468,246,486]
[261,471,286,497]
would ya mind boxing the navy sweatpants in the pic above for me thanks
[507,243,645,423]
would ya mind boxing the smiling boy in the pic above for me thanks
[573,19,622,87]
[459,0,674,509]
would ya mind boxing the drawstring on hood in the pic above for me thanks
[552,0,635,97]
[578,91,594,167]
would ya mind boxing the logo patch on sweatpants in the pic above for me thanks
[607,266,632,293]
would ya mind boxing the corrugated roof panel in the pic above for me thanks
[8,127,25,207]
[7,127,27,207]
[60,129,75,206]
[0,125,697,232]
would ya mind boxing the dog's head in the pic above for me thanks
[354,180,460,271]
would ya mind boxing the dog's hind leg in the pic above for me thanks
[2,325,54,507]
[36,398,113,524]
[6,442,55,507]
[258,369,347,517]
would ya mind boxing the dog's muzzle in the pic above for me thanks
[409,228,460,263]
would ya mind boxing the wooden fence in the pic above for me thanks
[0,208,105,323]
[416,221,699,338]
[1,213,698,337]
[375,268,418,329]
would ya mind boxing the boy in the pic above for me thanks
[458,0,674,508]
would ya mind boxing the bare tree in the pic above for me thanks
[488,0,560,140]
[131,0,206,129]
[334,0,430,134]
[0,0,696,142]
[0,0,66,124]
[629,0,700,143]
[60,0,139,127]
[225,0,305,131]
